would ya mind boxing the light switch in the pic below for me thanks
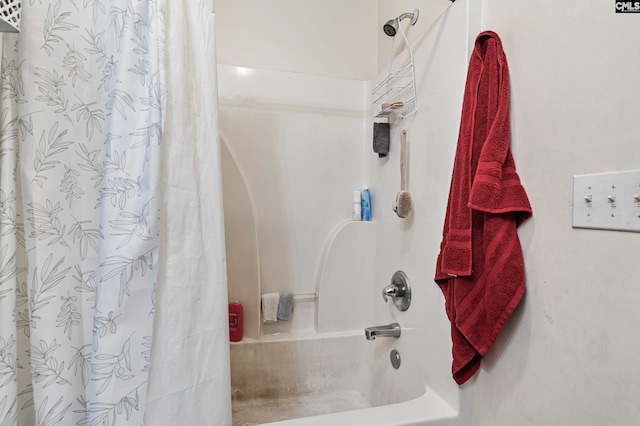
[572,170,640,232]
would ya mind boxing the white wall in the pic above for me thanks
[218,66,368,338]
[214,0,459,79]
[470,1,640,425]
[215,0,378,80]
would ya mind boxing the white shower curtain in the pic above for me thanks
[0,0,231,424]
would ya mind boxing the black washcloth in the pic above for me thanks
[373,122,390,158]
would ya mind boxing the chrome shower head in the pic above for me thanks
[383,19,399,37]
[383,9,419,37]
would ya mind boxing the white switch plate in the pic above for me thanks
[573,170,640,232]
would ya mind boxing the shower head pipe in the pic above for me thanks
[383,9,419,37]
[382,1,456,37]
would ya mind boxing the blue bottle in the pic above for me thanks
[361,185,371,221]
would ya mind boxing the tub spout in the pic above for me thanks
[364,323,401,340]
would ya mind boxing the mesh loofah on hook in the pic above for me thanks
[0,0,21,33]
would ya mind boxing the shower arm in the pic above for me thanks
[389,1,457,35]
[397,12,418,26]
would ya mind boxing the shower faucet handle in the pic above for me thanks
[382,284,404,302]
[381,270,412,311]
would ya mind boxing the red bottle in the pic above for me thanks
[228,301,243,342]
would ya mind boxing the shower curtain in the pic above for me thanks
[0,0,231,425]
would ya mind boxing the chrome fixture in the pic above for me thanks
[390,349,401,369]
[364,323,401,340]
[382,270,411,311]
[383,9,419,37]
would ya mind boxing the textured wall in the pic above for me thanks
[471,1,640,424]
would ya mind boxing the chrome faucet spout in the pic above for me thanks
[364,323,401,340]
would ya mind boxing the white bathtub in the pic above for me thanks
[230,332,466,426]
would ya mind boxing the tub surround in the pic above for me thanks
[219,65,369,340]
[221,1,475,424]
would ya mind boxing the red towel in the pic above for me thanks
[435,31,532,385]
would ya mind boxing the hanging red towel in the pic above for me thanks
[435,31,532,385]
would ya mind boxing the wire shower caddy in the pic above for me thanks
[0,0,21,33]
[373,14,418,121]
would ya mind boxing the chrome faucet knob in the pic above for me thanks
[382,284,401,302]
[381,271,412,311]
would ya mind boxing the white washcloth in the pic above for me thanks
[261,292,279,323]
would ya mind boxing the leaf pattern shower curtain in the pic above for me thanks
[0,0,231,425]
